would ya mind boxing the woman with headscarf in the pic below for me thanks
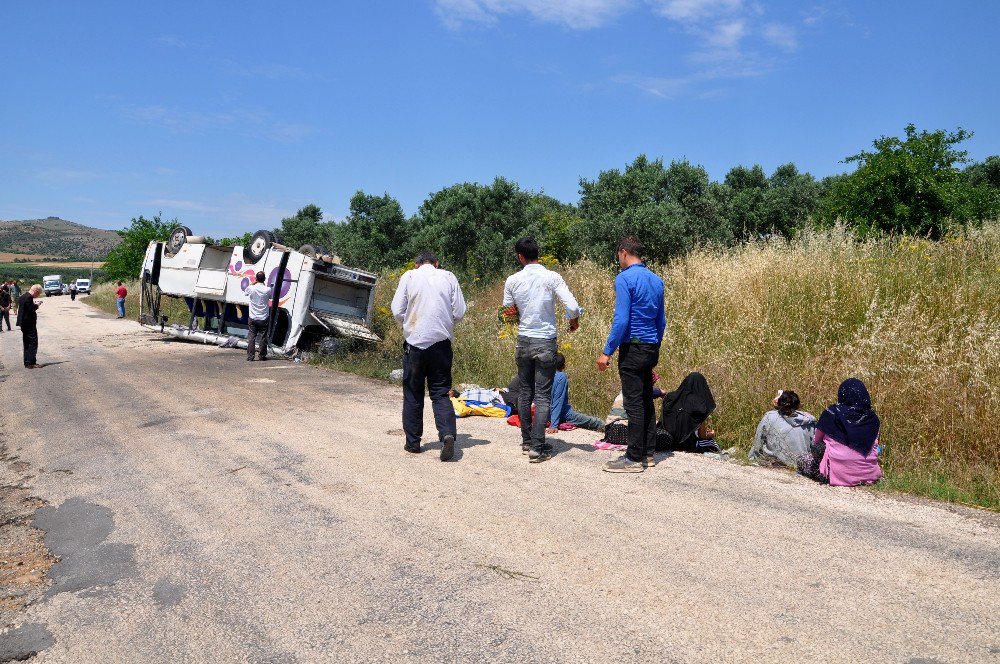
[657,372,718,452]
[798,378,882,486]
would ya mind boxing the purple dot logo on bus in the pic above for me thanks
[268,267,292,299]
[233,261,243,271]
[240,277,250,291]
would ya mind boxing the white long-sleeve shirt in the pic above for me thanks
[390,263,466,349]
[502,263,580,340]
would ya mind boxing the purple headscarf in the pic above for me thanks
[817,378,881,455]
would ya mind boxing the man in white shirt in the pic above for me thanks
[391,252,467,461]
[502,237,580,463]
[245,271,273,361]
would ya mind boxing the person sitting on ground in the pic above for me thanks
[546,353,605,433]
[657,372,718,452]
[798,378,882,487]
[750,390,817,467]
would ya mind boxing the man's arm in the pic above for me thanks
[602,275,631,356]
[501,275,515,308]
[451,275,467,323]
[390,272,409,324]
[551,274,580,320]
[655,278,666,342]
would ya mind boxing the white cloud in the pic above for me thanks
[648,0,741,22]
[705,19,746,49]
[435,0,630,30]
[35,169,102,186]
[763,22,797,50]
[123,105,316,144]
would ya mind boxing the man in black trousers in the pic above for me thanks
[390,252,467,461]
[16,284,43,369]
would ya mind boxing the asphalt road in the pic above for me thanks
[1,295,998,663]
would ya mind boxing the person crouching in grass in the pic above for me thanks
[546,353,605,433]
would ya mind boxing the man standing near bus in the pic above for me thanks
[391,251,466,461]
[16,284,43,368]
[115,282,128,318]
[597,236,666,473]
[245,271,272,362]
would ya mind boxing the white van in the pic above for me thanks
[139,226,380,356]
[75,278,91,293]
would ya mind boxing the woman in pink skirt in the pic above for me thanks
[798,378,882,487]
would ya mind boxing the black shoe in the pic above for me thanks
[247,357,255,361]
[258,356,268,362]
[528,448,552,463]
[521,443,531,455]
[441,435,455,462]
[404,445,421,454]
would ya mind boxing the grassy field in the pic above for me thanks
[319,225,1000,510]
[86,280,189,323]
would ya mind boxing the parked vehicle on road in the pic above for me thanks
[75,278,91,294]
[43,275,64,296]
[139,227,380,357]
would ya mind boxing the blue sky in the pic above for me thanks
[2,0,998,238]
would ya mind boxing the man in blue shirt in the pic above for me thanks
[546,353,605,432]
[596,236,666,473]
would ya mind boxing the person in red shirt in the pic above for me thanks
[115,282,128,318]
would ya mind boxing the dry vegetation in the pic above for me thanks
[323,225,1000,509]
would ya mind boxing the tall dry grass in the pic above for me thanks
[86,280,188,323]
[324,225,1000,508]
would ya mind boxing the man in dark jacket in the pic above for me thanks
[16,284,43,368]
[0,285,11,332]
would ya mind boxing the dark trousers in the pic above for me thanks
[0,309,10,330]
[515,336,558,452]
[619,342,660,462]
[246,318,269,359]
[22,326,38,366]
[402,340,456,449]
[70,291,77,301]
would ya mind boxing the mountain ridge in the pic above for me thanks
[0,216,121,259]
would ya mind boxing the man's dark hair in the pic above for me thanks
[555,352,566,371]
[514,237,539,261]
[256,271,266,283]
[117,281,123,286]
[777,390,801,417]
[414,251,438,266]
[617,236,644,259]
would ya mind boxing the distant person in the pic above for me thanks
[0,285,11,331]
[547,353,605,432]
[750,390,817,467]
[503,237,580,463]
[391,251,466,461]
[115,282,128,318]
[798,378,882,486]
[9,281,20,311]
[69,282,77,301]
[245,271,272,362]
[597,236,665,473]
[16,284,43,368]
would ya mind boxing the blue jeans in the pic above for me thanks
[116,297,126,318]
[515,336,558,452]
[564,408,605,431]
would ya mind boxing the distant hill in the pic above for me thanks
[0,217,121,259]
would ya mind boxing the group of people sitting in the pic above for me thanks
[750,377,882,487]
[450,365,883,488]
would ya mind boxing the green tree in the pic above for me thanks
[274,204,330,250]
[103,213,175,282]
[332,191,412,270]
[762,163,822,238]
[576,155,731,265]
[821,124,989,237]
[411,177,537,277]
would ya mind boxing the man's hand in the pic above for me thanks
[35,300,43,307]
[567,317,579,332]
[545,427,558,434]
[596,353,611,372]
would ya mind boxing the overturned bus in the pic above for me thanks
[139,226,380,356]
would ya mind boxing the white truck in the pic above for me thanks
[43,275,64,296]
[75,278,91,294]
[139,226,380,357]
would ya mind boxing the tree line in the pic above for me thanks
[105,124,1000,281]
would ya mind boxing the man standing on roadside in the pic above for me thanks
[0,285,12,332]
[245,271,272,362]
[503,237,580,463]
[597,236,665,473]
[115,282,128,318]
[9,281,20,313]
[16,284,43,369]
[391,252,466,461]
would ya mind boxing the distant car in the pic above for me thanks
[75,278,91,293]
[43,275,64,296]
[61,284,71,294]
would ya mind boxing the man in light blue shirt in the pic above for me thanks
[597,236,666,473]
[547,353,605,432]
[502,237,580,462]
